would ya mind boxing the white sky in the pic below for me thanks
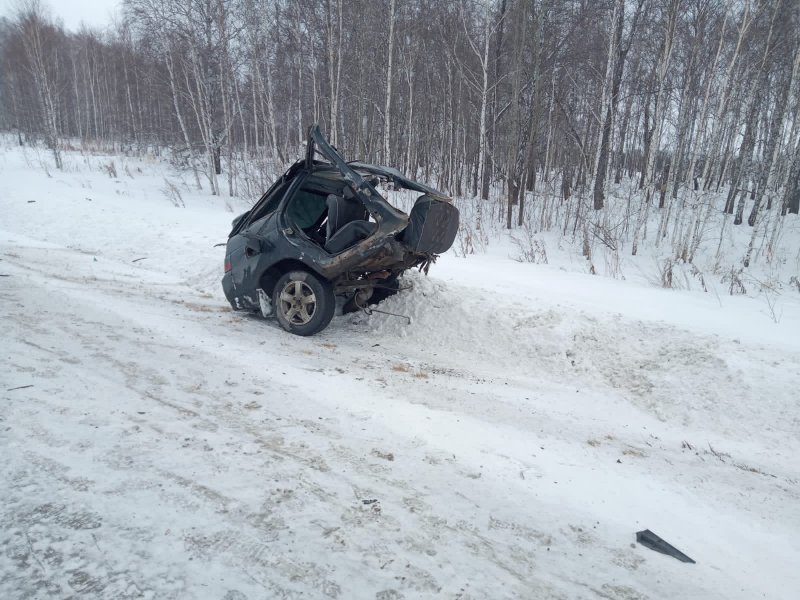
[0,0,123,31]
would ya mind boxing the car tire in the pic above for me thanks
[273,270,335,336]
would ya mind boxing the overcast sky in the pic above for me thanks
[0,0,122,31]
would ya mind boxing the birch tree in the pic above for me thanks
[16,1,62,169]
[383,0,396,164]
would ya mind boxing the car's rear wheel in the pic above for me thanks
[273,270,335,336]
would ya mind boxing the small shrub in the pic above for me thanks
[721,266,746,295]
[511,220,548,264]
[161,178,185,208]
[456,223,476,256]
[690,264,708,292]
[658,258,675,288]
[511,235,548,264]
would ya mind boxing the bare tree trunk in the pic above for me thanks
[165,49,201,190]
[699,15,746,190]
[520,0,545,227]
[613,57,637,185]
[747,39,800,227]
[325,0,343,145]
[591,0,624,210]
[744,39,800,266]
[728,3,779,226]
[477,2,492,200]
[18,6,62,169]
[383,0,396,164]
[404,57,415,174]
[632,0,679,255]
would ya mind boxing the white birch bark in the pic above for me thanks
[383,0,396,164]
[165,49,202,190]
[743,41,800,267]
[19,9,62,169]
[590,0,623,211]
[477,4,491,199]
[631,0,679,255]
[700,8,751,188]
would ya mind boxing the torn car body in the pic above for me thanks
[221,124,459,335]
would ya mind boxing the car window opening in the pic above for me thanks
[287,181,383,255]
[246,178,291,228]
[286,188,329,245]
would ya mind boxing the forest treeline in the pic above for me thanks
[1,0,799,264]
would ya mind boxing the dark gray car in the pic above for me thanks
[222,125,459,336]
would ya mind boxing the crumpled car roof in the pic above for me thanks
[347,162,451,201]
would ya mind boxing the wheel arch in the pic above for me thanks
[258,258,328,298]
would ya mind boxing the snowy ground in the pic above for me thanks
[1,143,799,599]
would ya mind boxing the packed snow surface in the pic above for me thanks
[1,145,799,599]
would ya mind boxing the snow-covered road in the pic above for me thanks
[1,147,799,599]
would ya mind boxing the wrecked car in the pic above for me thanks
[222,124,459,336]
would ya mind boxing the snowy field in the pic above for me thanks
[1,143,799,599]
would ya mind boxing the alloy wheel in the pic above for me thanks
[278,280,317,325]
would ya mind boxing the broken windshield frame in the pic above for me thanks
[306,125,407,235]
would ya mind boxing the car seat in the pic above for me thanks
[324,193,376,254]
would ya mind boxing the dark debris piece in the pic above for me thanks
[6,384,33,392]
[636,529,695,564]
